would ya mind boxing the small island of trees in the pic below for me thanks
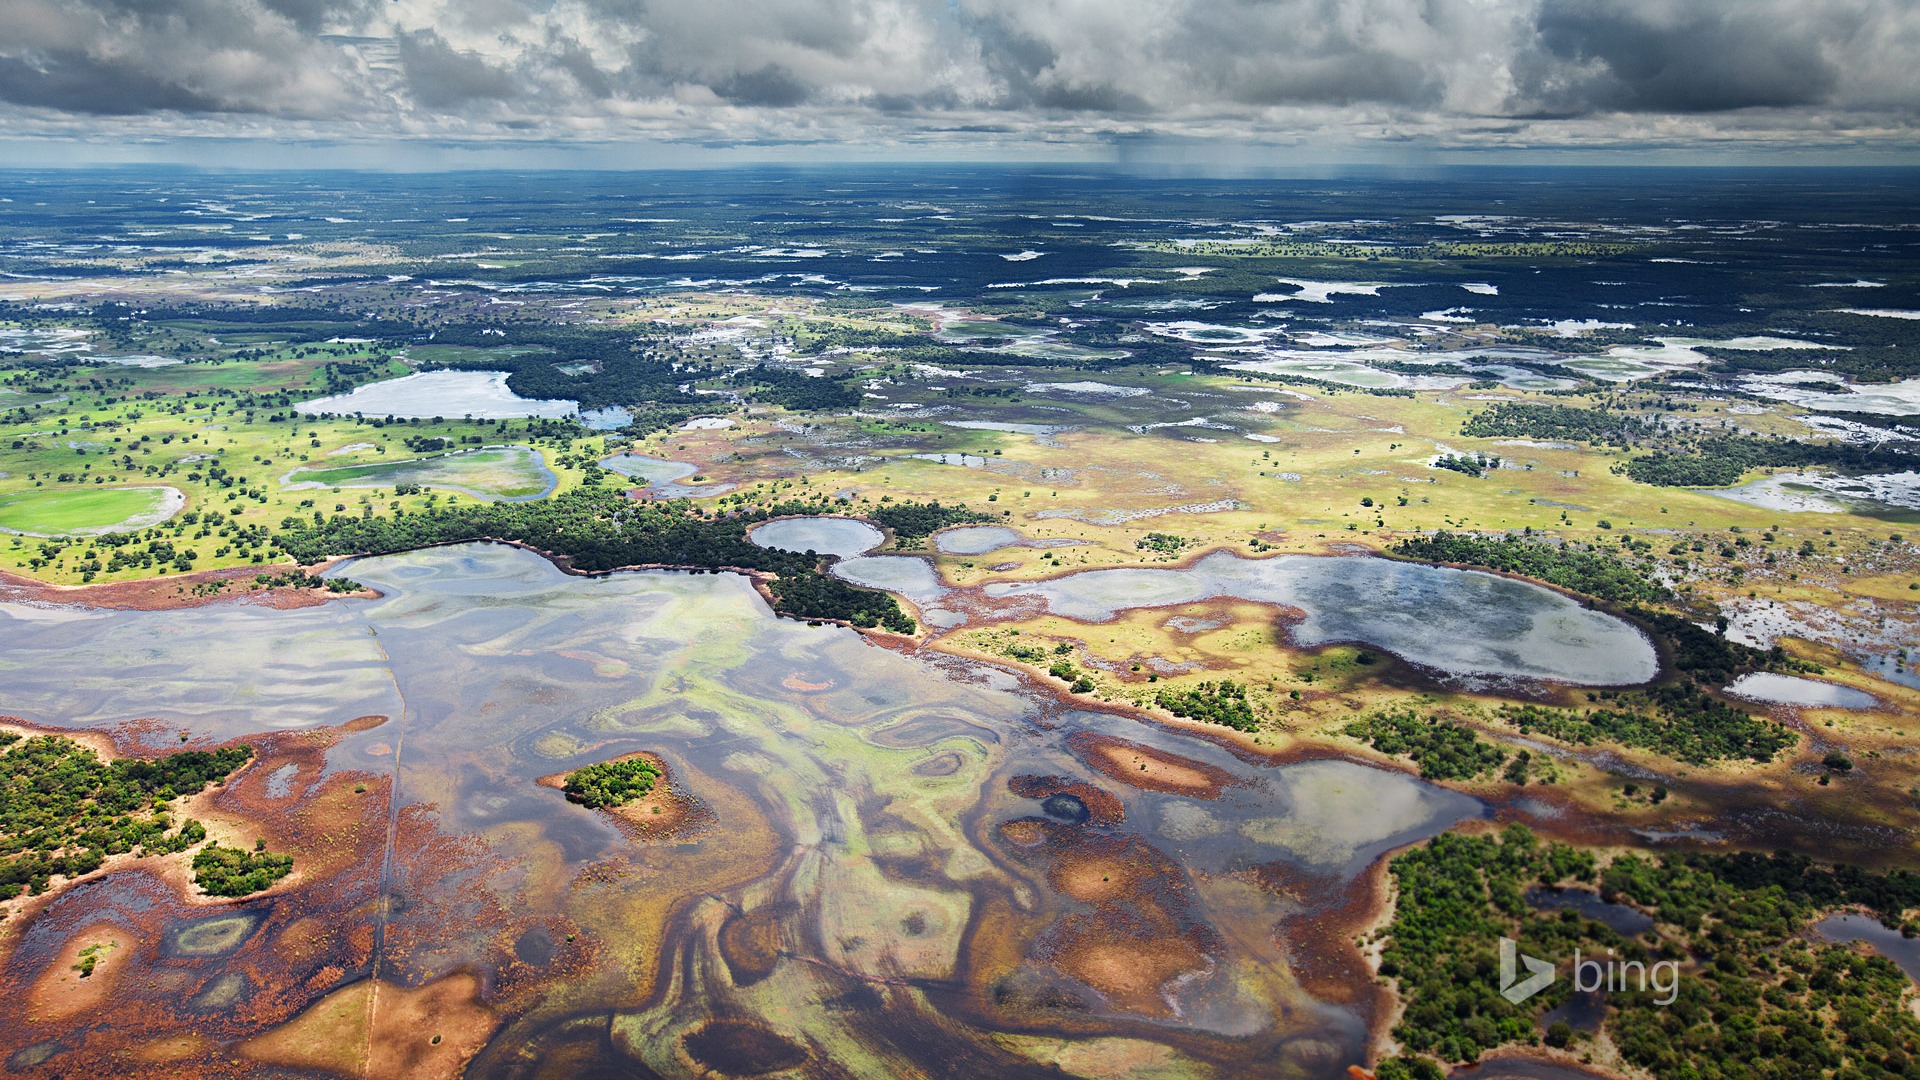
[563,757,662,809]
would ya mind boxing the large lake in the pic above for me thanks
[0,542,1486,1075]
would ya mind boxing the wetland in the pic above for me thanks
[2,166,1918,1079]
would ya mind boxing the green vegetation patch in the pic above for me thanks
[563,757,662,809]
[1625,606,1804,685]
[1433,452,1498,477]
[1495,684,1796,765]
[864,500,996,541]
[1462,401,1652,446]
[1155,679,1258,732]
[1135,532,1191,554]
[1623,435,1917,488]
[0,485,181,536]
[1379,825,1920,1077]
[192,842,294,897]
[1392,531,1670,605]
[0,733,261,899]
[1342,709,1509,781]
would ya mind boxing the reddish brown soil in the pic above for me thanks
[1006,775,1126,825]
[0,564,367,612]
[991,814,1221,1020]
[239,972,499,1079]
[0,706,582,1077]
[1067,731,1242,800]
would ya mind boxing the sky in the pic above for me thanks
[1,0,1917,168]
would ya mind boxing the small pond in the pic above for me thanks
[599,453,736,498]
[832,555,946,603]
[934,525,1025,555]
[747,517,884,560]
[1525,886,1654,936]
[1726,672,1878,710]
[1816,914,1920,982]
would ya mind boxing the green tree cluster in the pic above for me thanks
[191,842,294,897]
[1155,680,1258,732]
[1461,402,1651,445]
[0,733,258,899]
[1342,710,1509,781]
[272,489,988,633]
[1495,684,1795,765]
[1392,531,1670,604]
[864,500,995,541]
[1623,434,1915,488]
[1380,826,1920,1078]
[562,757,661,809]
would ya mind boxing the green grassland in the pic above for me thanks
[0,485,180,537]
[0,356,601,583]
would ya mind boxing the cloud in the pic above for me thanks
[0,0,1915,155]
[398,29,520,109]
[0,0,359,117]
[712,64,812,108]
[1523,0,1845,114]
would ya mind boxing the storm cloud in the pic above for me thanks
[0,0,1914,154]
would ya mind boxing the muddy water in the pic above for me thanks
[0,543,1485,1078]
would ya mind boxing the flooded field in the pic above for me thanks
[0,543,1492,1077]
[599,452,737,498]
[0,485,185,536]
[281,446,557,502]
[935,525,1027,555]
[1698,471,1920,517]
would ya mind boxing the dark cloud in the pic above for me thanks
[0,0,356,117]
[1527,1,1842,113]
[1029,81,1148,114]
[549,39,613,100]
[256,0,371,33]
[398,29,519,109]
[0,50,224,114]
[712,64,811,107]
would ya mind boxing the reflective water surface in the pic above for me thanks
[984,550,1659,685]
[0,543,1488,1077]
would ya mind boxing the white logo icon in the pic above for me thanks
[1499,937,1555,1004]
